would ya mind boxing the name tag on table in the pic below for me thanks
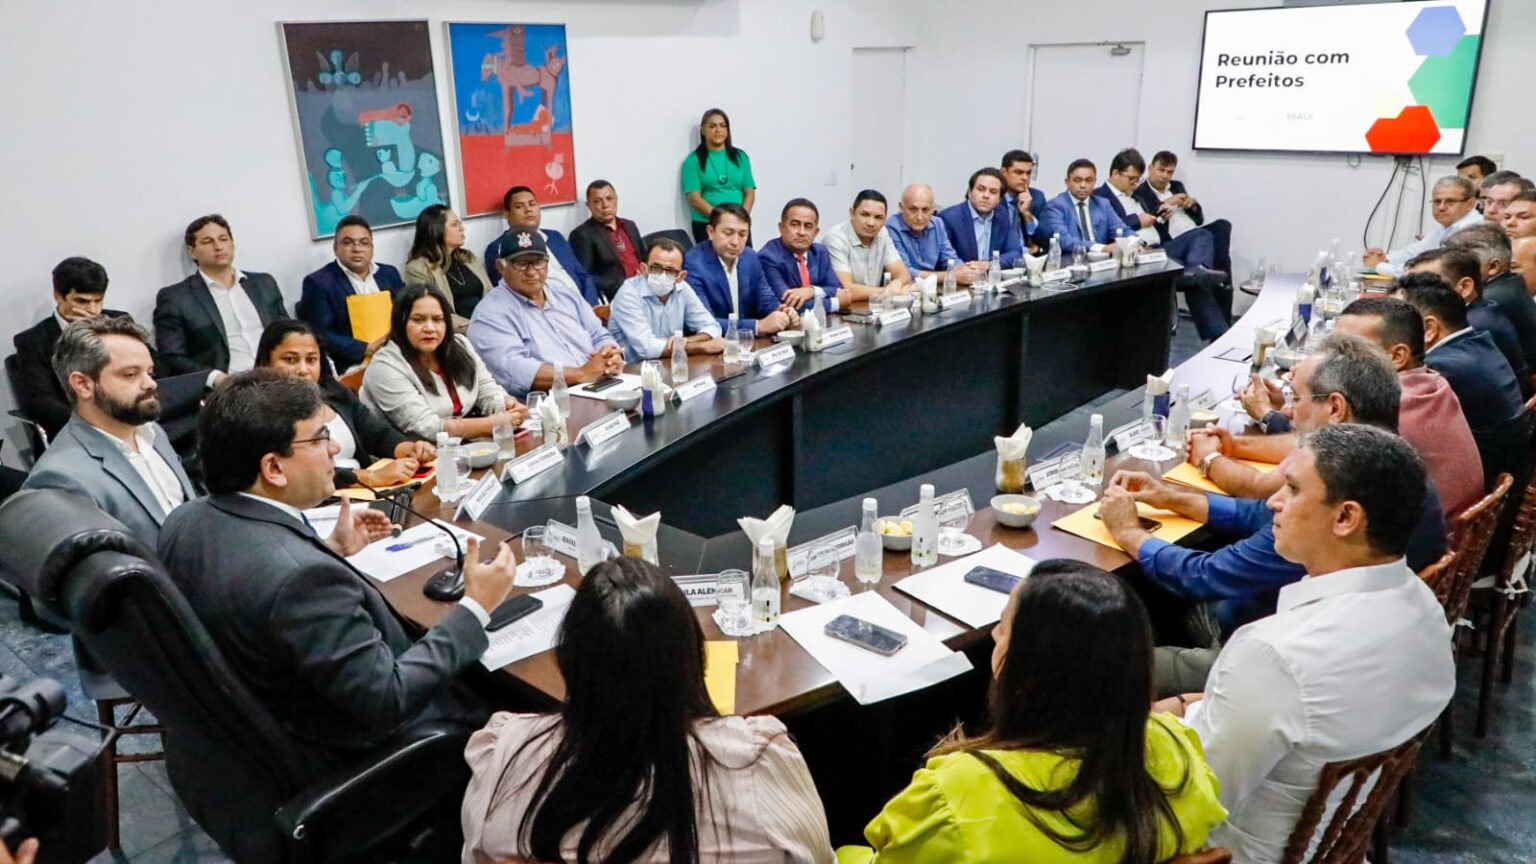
[1089,258,1119,273]
[1042,267,1073,283]
[544,520,578,558]
[900,489,975,525]
[577,410,631,448]
[787,526,859,577]
[673,374,717,403]
[821,325,854,348]
[453,471,503,522]
[1027,454,1084,490]
[1138,250,1169,265]
[755,342,796,369]
[1190,388,1218,411]
[1112,421,1159,451]
[504,443,563,484]
[938,291,972,310]
[673,573,720,607]
[876,308,912,327]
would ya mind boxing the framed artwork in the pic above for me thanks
[278,20,451,238]
[445,22,577,217]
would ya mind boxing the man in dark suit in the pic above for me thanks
[1446,223,1536,373]
[484,185,599,305]
[683,203,795,335]
[999,149,1048,253]
[296,215,404,370]
[1039,159,1121,255]
[1396,275,1524,435]
[938,167,1024,268]
[569,180,646,304]
[1134,150,1233,278]
[1405,247,1532,395]
[157,370,515,766]
[153,214,287,386]
[758,198,849,316]
[11,257,128,441]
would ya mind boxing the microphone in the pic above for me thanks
[352,479,467,602]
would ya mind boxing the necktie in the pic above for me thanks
[796,254,812,287]
[1077,201,1093,244]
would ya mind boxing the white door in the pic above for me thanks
[1026,43,1145,185]
[849,48,908,198]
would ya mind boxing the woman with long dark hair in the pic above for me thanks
[838,561,1225,864]
[461,557,833,863]
[359,284,526,440]
[681,108,757,244]
[404,205,493,317]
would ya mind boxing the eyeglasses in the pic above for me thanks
[337,236,373,248]
[647,264,682,278]
[1432,197,1471,206]
[291,427,332,448]
[509,258,550,273]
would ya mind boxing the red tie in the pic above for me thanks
[797,254,811,287]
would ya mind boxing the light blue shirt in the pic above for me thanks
[969,203,991,260]
[607,275,722,363]
[885,214,961,274]
[467,279,618,396]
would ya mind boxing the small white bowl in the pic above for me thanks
[876,518,913,551]
[776,329,805,347]
[605,389,641,411]
[991,494,1042,528]
[463,440,499,469]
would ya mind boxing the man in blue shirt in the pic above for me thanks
[607,238,723,363]
[887,184,982,283]
[1039,159,1121,254]
[937,168,1024,268]
[758,198,848,316]
[999,149,1047,253]
[485,186,600,306]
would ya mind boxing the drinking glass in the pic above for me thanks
[802,541,849,602]
[493,413,518,461]
[868,289,886,315]
[525,391,547,434]
[1128,415,1178,462]
[736,328,756,362]
[521,526,559,582]
[937,501,976,556]
[713,569,754,636]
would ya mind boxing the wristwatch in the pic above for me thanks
[1197,451,1222,479]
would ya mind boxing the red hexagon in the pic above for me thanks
[1365,105,1442,154]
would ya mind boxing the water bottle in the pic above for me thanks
[670,330,688,384]
[575,496,603,576]
[1297,281,1315,324]
[1046,234,1063,271]
[1081,414,1106,489]
[911,484,938,568]
[943,261,957,296]
[434,432,461,499]
[550,361,570,417]
[855,497,883,585]
[1167,384,1191,447]
[988,250,1001,292]
[751,537,781,628]
[723,313,740,364]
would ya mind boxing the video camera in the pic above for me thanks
[0,672,105,864]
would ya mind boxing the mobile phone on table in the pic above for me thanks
[584,375,626,394]
[962,566,1022,595]
[823,614,908,657]
[1093,511,1163,532]
[487,594,544,632]
[412,464,434,479]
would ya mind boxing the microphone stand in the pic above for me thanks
[353,479,467,602]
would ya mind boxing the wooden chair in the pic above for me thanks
[593,304,612,324]
[1415,550,1459,613]
[1469,468,1536,737]
[338,366,366,393]
[1279,728,1431,864]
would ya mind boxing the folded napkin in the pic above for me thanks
[1147,368,1174,397]
[994,423,1033,462]
[640,363,668,416]
[1023,253,1046,274]
[803,300,824,348]
[739,504,795,552]
[538,397,568,449]
[613,505,660,565]
[917,273,938,295]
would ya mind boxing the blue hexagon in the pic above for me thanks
[1406,6,1466,57]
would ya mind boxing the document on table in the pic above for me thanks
[569,373,642,400]
[302,505,340,540]
[894,543,1038,628]
[1163,459,1278,495]
[705,641,739,715]
[481,584,577,670]
[778,591,972,705]
[1051,501,1202,552]
[347,520,482,583]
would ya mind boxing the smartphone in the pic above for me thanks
[584,375,626,394]
[1093,511,1163,532]
[412,464,434,479]
[823,614,908,657]
[963,565,1022,595]
[487,594,544,632]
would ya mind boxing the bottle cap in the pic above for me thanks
[920,483,934,497]
[1091,413,1104,425]
[758,537,775,552]
[863,497,877,510]
[576,495,591,511]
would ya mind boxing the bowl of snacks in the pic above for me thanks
[605,389,642,411]
[775,329,805,347]
[1189,409,1219,427]
[876,517,913,551]
[1271,346,1306,370]
[990,494,1042,528]
[463,440,500,469]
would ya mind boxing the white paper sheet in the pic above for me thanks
[480,584,577,670]
[569,373,643,400]
[777,591,972,705]
[893,543,1038,628]
[302,505,340,540]
[347,520,482,583]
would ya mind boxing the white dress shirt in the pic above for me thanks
[201,269,266,375]
[1377,208,1485,277]
[337,259,381,295]
[1187,558,1454,864]
[719,256,741,315]
[1149,184,1200,238]
[95,423,186,519]
[1111,186,1161,246]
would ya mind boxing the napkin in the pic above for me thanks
[640,363,668,415]
[917,273,938,295]
[613,504,660,564]
[1023,253,1046,274]
[739,504,795,549]
[538,397,567,448]
[994,423,1033,462]
[1146,368,1174,397]
[803,300,824,349]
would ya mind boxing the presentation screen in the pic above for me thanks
[1193,0,1488,156]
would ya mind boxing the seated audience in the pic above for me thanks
[461,557,833,863]
[469,230,625,395]
[1479,171,1532,225]
[888,184,978,283]
[1445,223,1536,371]
[684,203,797,334]
[364,285,528,439]
[1364,175,1482,277]
[1404,248,1531,392]
[1135,150,1234,278]
[824,190,913,297]
[486,185,598,305]
[999,149,1047,253]
[296,215,404,370]
[159,370,516,765]
[1395,274,1524,435]
[154,214,287,385]
[23,316,197,545]
[682,108,756,244]
[1504,190,1536,240]
[1457,154,1497,184]
[568,180,645,303]
[1169,424,1454,864]
[759,198,851,314]
[256,319,434,490]
[1514,236,1536,298]
[609,238,724,363]
[1039,159,1120,255]
[405,205,492,319]
[938,168,1024,268]
[838,561,1225,864]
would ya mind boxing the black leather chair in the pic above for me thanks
[643,228,694,254]
[4,352,50,466]
[0,490,472,863]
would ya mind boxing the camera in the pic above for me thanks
[0,673,105,864]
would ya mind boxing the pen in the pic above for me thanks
[386,536,436,553]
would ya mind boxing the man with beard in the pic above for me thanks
[23,316,197,545]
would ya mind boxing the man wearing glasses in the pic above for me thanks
[1363,175,1483,278]
[607,238,723,363]
[467,230,624,396]
[296,215,405,369]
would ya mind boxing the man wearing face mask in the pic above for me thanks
[607,238,723,363]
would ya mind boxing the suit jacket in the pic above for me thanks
[1483,271,1536,372]
[683,243,781,333]
[757,238,843,311]
[1002,188,1048,249]
[22,416,196,546]
[1467,299,1531,392]
[1424,330,1524,433]
[1094,182,1150,235]
[11,310,129,441]
[324,381,412,487]
[157,493,487,763]
[295,261,405,369]
[153,272,288,376]
[938,202,1024,267]
[485,228,598,305]
[403,255,493,320]
[1038,192,1121,254]
[1132,179,1206,246]
[569,217,645,303]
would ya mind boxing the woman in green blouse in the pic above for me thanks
[838,560,1227,864]
[681,107,756,243]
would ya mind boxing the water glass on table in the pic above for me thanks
[736,328,756,362]
[525,391,546,434]
[1128,415,1178,463]
[521,525,560,582]
[801,541,849,603]
[493,413,518,461]
[714,569,754,636]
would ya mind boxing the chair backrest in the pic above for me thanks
[643,228,694,254]
[1280,728,1431,864]
[4,352,50,460]
[1446,473,1514,623]
[338,366,366,393]
[1493,469,1536,594]
[1416,549,1460,616]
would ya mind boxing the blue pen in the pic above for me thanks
[386,536,436,553]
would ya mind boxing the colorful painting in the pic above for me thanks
[279,20,450,238]
[445,22,576,217]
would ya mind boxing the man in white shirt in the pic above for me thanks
[824,190,912,297]
[1155,423,1454,864]
[1135,150,1234,278]
[1365,175,1483,277]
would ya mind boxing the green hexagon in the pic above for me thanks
[1408,34,1480,130]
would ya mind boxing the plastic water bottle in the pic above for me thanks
[670,330,688,384]
[751,537,781,627]
[1167,384,1191,447]
[1081,414,1106,489]
[723,313,740,364]
[1297,282,1315,324]
[855,497,883,585]
[911,484,938,568]
[550,361,570,417]
[988,250,1002,292]
[1046,234,1063,271]
[943,261,957,296]
[575,496,603,576]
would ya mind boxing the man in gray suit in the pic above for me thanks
[157,370,515,765]
[23,316,197,544]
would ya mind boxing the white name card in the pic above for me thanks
[673,374,717,403]
[1112,421,1159,451]
[787,526,859,577]
[672,574,720,607]
[755,342,797,368]
[876,308,912,327]
[1138,250,1169,265]
[1027,454,1084,490]
[938,291,972,310]
[1190,388,1217,411]
[544,520,578,557]
[1089,258,1119,273]
[1042,268,1073,283]
[900,489,975,525]
[503,443,563,484]
[578,410,631,448]
[453,471,503,522]
[821,325,854,348]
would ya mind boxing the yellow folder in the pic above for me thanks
[346,291,393,343]
[1163,459,1278,495]
[1052,501,1204,553]
[705,641,739,715]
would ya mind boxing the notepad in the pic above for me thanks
[705,641,739,715]
[346,291,393,343]
[1051,501,1203,553]
[1163,459,1278,495]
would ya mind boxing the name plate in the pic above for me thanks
[786,526,858,577]
[1189,388,1217,411]
[821,325,854,347]
[938,290,972,310]
[900,489,975,525]
[503,443,563,484]
[453,470,503,522]
[1138,250,1169,265]
[673,374,717,403]
[876,308,912,327]
[755,342,796,368]
[1027,453,1083,490]
[544,520,578,557]
[1042,267,1073,283]
[578,410,631,448]
[1089,258,1119,273]
[672,573,720,607]
[1112,421,1159,451]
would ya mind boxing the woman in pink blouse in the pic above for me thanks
[460,556,834,864]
